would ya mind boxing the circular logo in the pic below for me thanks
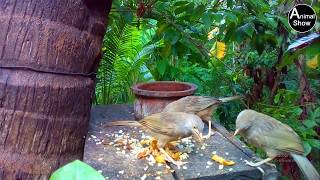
[288,4,317,33]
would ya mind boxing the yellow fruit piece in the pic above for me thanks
[150,139,158,150]
[163,147,181,160]
[155,154,166,164]
[306,55,318,69]
[211,155,235,166]
[140,139,150,146]
[170,152,181,161]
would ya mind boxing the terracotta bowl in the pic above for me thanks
[131,81,197,119]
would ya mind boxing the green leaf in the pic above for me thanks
[245,0,270,13]
[307,139,320,149]
[155,1,170,12]
[227,0,233,8]
[311,107,320,123]
[276,15,292,31]
[263,31,278,48]
[50,160,104,180]
[238,22,255,38]
[289,107,302,117]
[156,23,169,35]
[164,29,180,44]
[303,142,312,156]
[252,33,265,55]
[303,119,317,129]
[265,17,277,29]
[202,12,214,28]
[224,22,236,42]
[305,43,320,61]
[225,12,237,23]
[191,4,206,21]
[186,2,195,14]
[256,16,277,29]
[161,42,172,57]
[176,42,188,58]
[212,13,224,23]
[174,1,189,6]
[118,7,133,23]
[278,50,299,69]
[174,5,187,15]
[156,59,168,76]
[274,93,280,104]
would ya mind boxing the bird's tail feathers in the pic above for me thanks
[219,95,243,103]
[291,153,319,180]
[105,120,141,127]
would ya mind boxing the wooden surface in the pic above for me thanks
[84,105,279,180]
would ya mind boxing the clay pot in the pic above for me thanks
[131,81,197,119]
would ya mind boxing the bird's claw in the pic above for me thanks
[266,162,277,168]
[244,160,276,168]
[202,135,210,139]
[202,132,214,139]
[202,134,211,139]
[174,161,188,168]
[244,160,258,167]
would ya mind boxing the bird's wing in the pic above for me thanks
[175,96,220,113]
[247,115,304,155]
[139,113,187,137]
[185,96,221,112]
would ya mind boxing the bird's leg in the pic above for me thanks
[256,167,265,175]
[265,162,277,168]
[159,148,187,168]
[244,157,275,167]
[203,120,212,139]
[203,118,214,139]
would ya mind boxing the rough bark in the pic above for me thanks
[0,0,112,179]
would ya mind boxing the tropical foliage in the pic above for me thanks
[95,0,320,178]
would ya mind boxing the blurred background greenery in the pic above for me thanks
[93,0,320,178]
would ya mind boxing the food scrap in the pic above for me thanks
[137,148,150,159]
[155,154,166,164]
[211,154,235,166]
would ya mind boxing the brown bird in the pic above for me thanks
[234,109,319,180]
[162,95,242,139]
[105,112,204,166]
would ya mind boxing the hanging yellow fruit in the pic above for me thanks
[216,41,226,59]
[306,54,318,69]
[209,41,227,60]
[207,27,219,40]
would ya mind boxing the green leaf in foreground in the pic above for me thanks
[50,160,104,180]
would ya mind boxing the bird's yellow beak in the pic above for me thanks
[192,129,203,142]
[233,129,240,137]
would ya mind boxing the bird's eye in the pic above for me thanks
[193,126,196,129]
